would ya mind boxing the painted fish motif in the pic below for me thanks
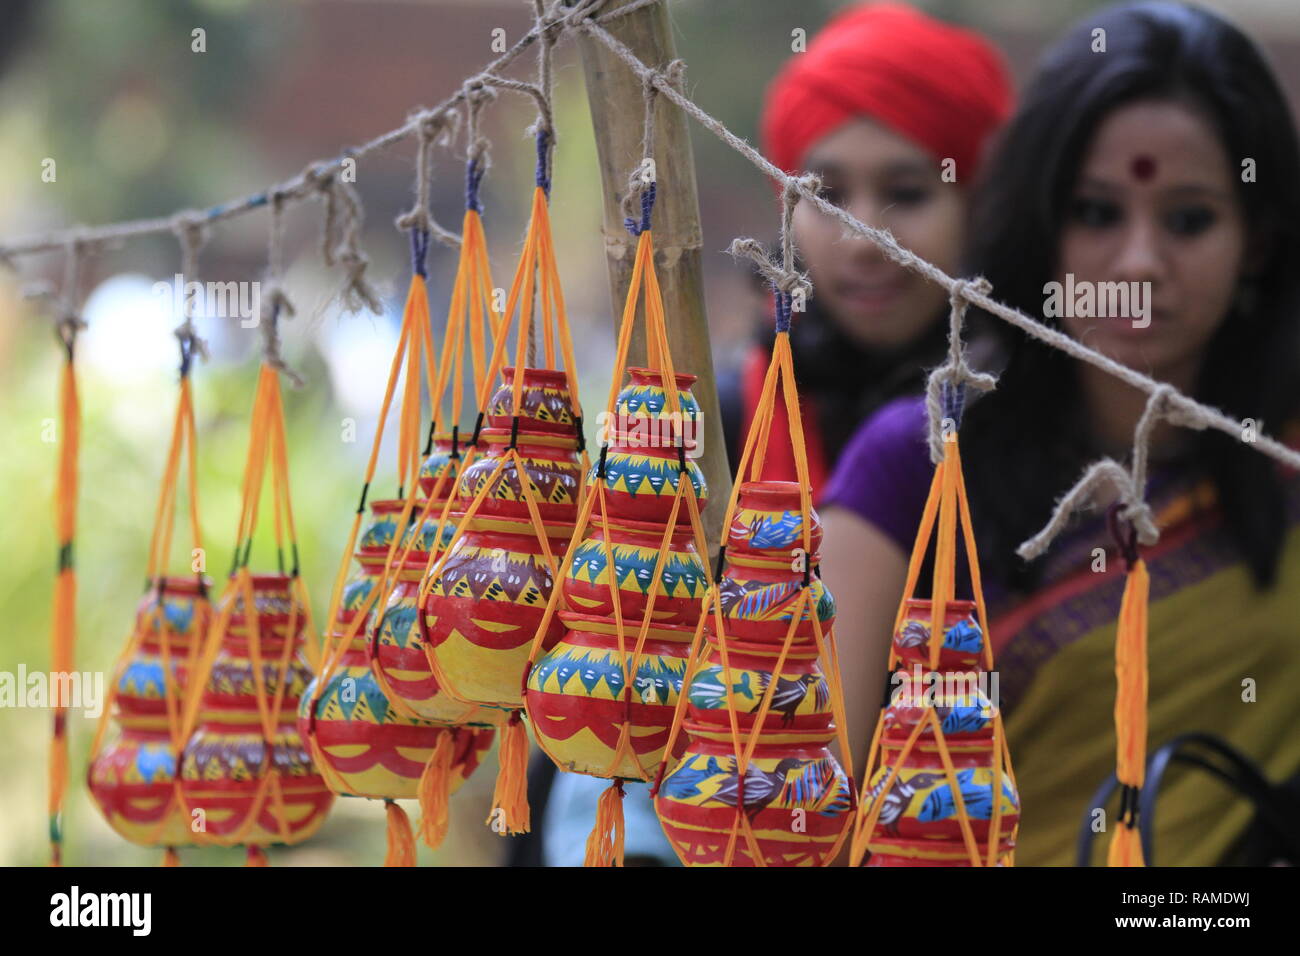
[746,510,803,551]
[660,755,725,799]
[917,767,1018,822]
[688,668,754,709]
[942,619,983,654]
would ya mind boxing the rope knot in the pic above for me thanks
[563,0,608,29]
[924,275,997,463]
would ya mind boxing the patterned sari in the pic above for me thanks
[992,453,1300,865]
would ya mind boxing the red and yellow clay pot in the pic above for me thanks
[89,576,209,847]
[179,574,333,847]
[685,634,832,733]
[561,516,706,625]
[726,480,822,559]
[893,598,985,671]
[456,428,582,524]
[525,610,693,779]
[487,366,579,436]
[655,722,853,867]
[421,515,574,710]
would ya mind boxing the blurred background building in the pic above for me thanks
[1,0,1297,865]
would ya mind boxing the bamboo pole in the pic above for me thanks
[573,0,730,552]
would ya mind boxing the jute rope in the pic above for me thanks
[261,191,302,386]
[924,278,997,464]
[0,0,660,260]
[1018,384,1210,560]
[619,58,685,225]
[394,106,463,248]
[171,212,210,366]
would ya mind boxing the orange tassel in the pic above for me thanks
[162,846,180,867]
[245,845,268,867]
[417,733,454,849]
[384,800,418,867]
[49,356,79,866]
[488,711,530,835]
[583,779,626,867]
[1108,557,1149,867]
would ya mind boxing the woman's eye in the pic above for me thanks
[1165,205,1216,237]
[885,185,930,206]
[1069,196,1122,229]
[816,183,845,208]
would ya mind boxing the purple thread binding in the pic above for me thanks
[624,182,657,236]
[466,156,485,214]
[773,285,793,334]
[535,129,551,198]
[410,227,431,278]
[941,381,966,429]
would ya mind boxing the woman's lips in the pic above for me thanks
[834,276,907,313]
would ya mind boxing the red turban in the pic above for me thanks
[762,2,1014,180]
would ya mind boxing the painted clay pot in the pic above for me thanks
[894,598,984,671]
[456,428,582,524]
[298,637,493,799]
[686,634,832,732]
[608,367,701,452]
[418,435,462,502]
[862,675,1014,865]
[727,480,822,559]
[525,610,692,779]
[369,528,491,727]
[655,722,853,867]
[179,574,333,847]
[715,550,836,643]
[590,442,707,525]
[487,366,579,436]
[421,514,574,710]
[860,734,1019,866]
[89,576,209,847]
[562,516,706,625]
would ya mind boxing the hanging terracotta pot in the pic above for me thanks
[860,694,1018,866]
[726,480,822,560]
[685,633,832,733]
[525,610,692,779]
[894,598,984,671]
[179,573,333,847]
[456,428,582,524]
[716,552,835,644]
[487,366,579,436]
[369,514,493,727]
[89,576,208,847]
[655,721,853,867]
[421,514,574,710]
[418,435,462,501]
[591,443,707,525]
[562,516,706,625]
[302,506,494,799]
[299,637,493,800]
[608,367,701,452]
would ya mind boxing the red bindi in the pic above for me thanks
[1131,154,1157,181]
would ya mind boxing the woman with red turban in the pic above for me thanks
[722,1,1013,493]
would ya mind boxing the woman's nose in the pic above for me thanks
[1111,212,1167,285]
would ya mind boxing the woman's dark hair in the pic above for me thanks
[961,0,1300,592]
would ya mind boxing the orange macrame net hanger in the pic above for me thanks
[523,182,713,866]
[651,285,857,867]
[849,384,1018,868]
